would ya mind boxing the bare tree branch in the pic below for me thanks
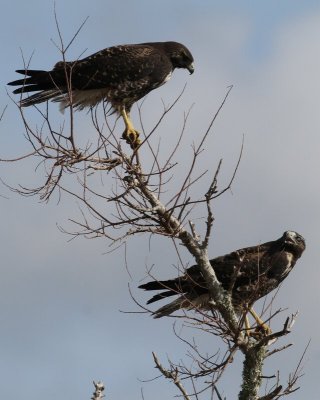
[91,381,105,400]
[152,352,191,400]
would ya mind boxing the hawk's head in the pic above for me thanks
[164,42,194,74]
[281,231,306,258]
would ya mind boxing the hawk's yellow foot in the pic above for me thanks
[121,108,141,149]
[250,308,272,336]
[243,310,272,337]
[122,128,141,149]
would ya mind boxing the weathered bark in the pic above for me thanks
[239,343,267,400]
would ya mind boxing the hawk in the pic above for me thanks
[8,41,194,148]
[139,231,305,330]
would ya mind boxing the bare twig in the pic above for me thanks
[152,352,191,400]
[91,381,105,400]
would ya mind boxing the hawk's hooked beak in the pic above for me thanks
[187,63,195,75]
[284,232,296,245]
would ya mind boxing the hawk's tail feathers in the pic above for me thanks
[18,90,62,107]
[139,280,168,291]
[153,297,187,318]
[138,278,181,292]
[146,290,177,305]
[8,70,53,93]
[139,279,182,305]
[153,293,211,318]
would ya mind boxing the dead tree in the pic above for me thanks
[2,29,306,400]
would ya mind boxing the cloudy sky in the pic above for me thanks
[1,1,320,399]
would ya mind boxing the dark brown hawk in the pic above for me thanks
[8,41,194,148]
[139,231,305,328]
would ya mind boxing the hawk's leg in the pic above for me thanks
[244,315,251,333]
[120,108,141,149]
[249,307,272,335]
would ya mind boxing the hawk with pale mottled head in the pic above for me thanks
[139,231,306,328]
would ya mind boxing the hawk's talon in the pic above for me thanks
[122,129,141,149]
[244,315,271,338]
[245,324,272,339]
[248,308,273,337]
[255,323,272,336]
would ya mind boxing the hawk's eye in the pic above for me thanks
[184,53,191,62]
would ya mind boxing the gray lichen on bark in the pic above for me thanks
[239,343,267,400]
